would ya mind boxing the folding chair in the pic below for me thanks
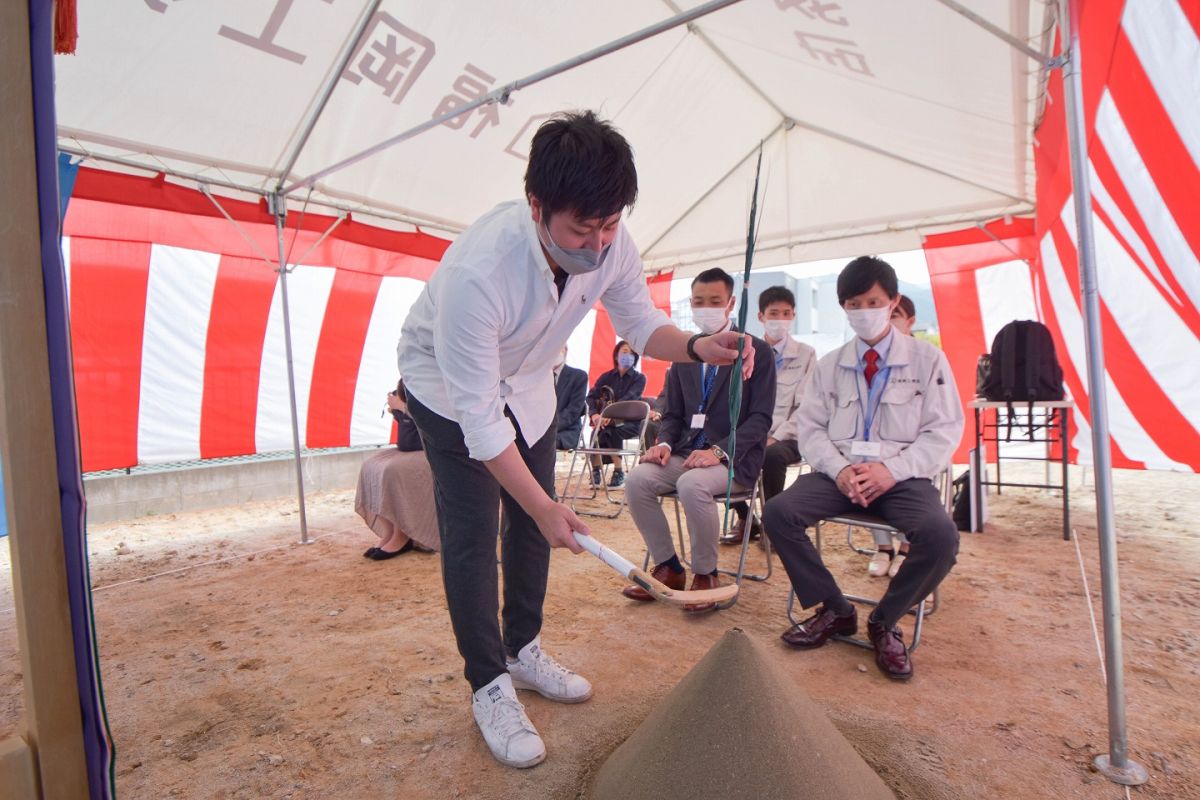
[646,474,771,610]
[784,468,953,652]
[562,400,650,519]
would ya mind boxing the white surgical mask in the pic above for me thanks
[617,353,636,370]
[692,307,729,335]
[763,319,791,341]
[537,221,610,275]
[845,306,891,341]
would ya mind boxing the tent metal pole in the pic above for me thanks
[934,0,1048,64]
[270,192,311,544]
[274,0,383,190]
[282,0,745,196]
[1057,0,1147,786]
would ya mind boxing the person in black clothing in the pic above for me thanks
[552,346,589,450]
[586,340,647,487]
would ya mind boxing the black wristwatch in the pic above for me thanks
[686,333,705,362]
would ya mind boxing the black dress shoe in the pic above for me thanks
[867,618,913,680]
[719,516,762,545]
[781,606,857,649]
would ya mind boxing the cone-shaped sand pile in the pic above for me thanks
[592,627,895,799]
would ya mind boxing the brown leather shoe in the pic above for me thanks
[682,572,722,614]
[621,562,685,602]
[719,516,762,545]
[867,618,913,681]
[780,606,857,648]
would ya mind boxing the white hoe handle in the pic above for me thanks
[573,531,637,577]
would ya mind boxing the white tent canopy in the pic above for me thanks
[55,0,1048,271]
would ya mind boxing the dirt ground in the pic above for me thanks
[1,462,1197,799]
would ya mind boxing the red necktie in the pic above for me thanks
[864,348,880,388]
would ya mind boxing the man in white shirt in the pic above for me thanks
[397,111,753,769]
[724,285,816,544]
[764,257,962,681]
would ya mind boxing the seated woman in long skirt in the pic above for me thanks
[355,380,440,560]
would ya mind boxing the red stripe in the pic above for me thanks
[69,238,151,471]
[307,270,384,448]
[589,310,617,386]
[923,220,1040,463]
[1174,0,1200,36]
[198,256,278,459]
[68,166,452,264]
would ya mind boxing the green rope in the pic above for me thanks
[721,143,764,530]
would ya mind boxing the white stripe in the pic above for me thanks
[1121,0,1200,168]
[1060,200,1200,450]
[1040,212,1188,470]
[254,266,337,454]
[1087,158,1181,305]
[349,276,426,447]
[1094,91,1200,311]
[137,245,220,463]
[61,236,71,304]
[973,259,1037,347]
[566,309,598,374]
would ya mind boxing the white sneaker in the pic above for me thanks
[471,673,546,769]
[867,550,892,577]
[506,636,593,704]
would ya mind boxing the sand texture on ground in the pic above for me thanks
[0,463,1196,799]
[592,627,896,800]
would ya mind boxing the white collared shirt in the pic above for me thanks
[398,200,671,461]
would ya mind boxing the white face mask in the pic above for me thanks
[763,319,791,341]
[537,220,610,275]
[692,307,729,335]
[845,306,891,341]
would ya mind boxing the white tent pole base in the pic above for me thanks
[1092,755,1149,787]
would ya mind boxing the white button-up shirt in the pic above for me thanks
[397,200,671,461]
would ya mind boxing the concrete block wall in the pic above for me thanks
[83,448,382,524]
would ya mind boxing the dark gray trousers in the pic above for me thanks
[408,395,556,692]
[763,472,959,628]
[731,438,802,519]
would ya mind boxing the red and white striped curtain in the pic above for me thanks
[63,167,672,472]
[926,0,1199,472]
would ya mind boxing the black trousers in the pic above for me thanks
[763,472,959,629]
[731,438,803,520]
[594,422,640,466]
[408,395,556,692]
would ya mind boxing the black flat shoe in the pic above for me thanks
[363,547,380,558]
[367,540,415,560]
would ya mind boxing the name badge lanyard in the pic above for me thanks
[858,363,891,442]
[691,365,718,431]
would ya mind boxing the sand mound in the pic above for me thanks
[591,628,895,800]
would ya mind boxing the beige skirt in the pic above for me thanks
[354,449,440,552]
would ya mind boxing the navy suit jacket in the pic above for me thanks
[656,334,776,488]
[554,365,588,449]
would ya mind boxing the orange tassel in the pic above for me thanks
[54,0,78,55]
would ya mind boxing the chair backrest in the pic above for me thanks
[600,400,649,423]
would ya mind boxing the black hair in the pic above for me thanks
[394,379,407,402]
[837,256,898,304]
[758,285,795,313]
[524,111,638,222]
[895,294,916,319]
[613,340,640,369]
[691,267,734,298]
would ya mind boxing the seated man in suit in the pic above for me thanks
[765,256,962,680]
[621,268,776,613]
[725,285,817,544]
[552,346,588,450]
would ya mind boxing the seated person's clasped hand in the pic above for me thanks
[640,443,671,465]
[836,462,897,507]
[682,448,721,470]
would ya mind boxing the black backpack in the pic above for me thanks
[951,470,972,531]
[980,320,1064,439]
